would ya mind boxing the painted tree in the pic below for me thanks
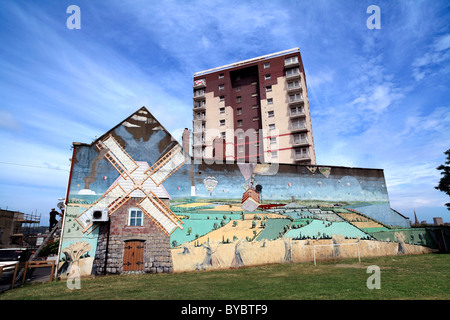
[435,149,450,211]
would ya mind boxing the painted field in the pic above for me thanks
[256,218,292,241]
[284,220,370,239]
[170,219,219,246]
[194,219,264,244]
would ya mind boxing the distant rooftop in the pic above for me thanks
[194,47,300,77]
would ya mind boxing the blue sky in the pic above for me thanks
[0,0,449,225]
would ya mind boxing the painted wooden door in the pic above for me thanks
[123,240,144,271]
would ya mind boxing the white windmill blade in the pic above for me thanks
[97,135,138,180]
[137,191,183,235]
[145,145,185,186]
[75,184,128,233]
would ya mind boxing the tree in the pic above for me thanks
[435,149,450,210]
[38,239,60,257]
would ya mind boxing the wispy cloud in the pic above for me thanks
[0,0,449,221]
[412,33,450,81]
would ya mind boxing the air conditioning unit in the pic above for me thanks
[91,208,109,222]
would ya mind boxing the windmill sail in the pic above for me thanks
[146,145,185,186]
[75,135,184,236]
[138,191,183,235]
[97,135,138,180]
[76,184,128,233]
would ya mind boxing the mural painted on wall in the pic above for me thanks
[58,107,420,277]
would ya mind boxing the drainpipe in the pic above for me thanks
[103,218,111,275]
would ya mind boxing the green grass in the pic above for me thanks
[1,254,449,300]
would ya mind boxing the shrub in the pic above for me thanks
[38,240,60,257]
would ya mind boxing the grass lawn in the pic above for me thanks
[1,253,449,300]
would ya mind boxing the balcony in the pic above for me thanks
[194,114,206,121]
[193,79,206,89]
[294,153,311,161]
[294,148,310,161]
[287,81,302,93]
[293,138,309,148]
[284,56,299,68]
[288,95,304,106]
[193,101,206,111]
[193,125,206,133]
[291,121,307,133]
[193,90,206,101]
[289,107,305,119]
[285,68,301,80]
[193,137,206,147]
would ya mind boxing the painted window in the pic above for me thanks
[128,209,143,226]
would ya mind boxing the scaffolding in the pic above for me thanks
[10,212,41,250]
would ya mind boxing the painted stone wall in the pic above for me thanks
[93,198,173,274]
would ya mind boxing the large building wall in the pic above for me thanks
[193,48,316,165]
[57,107,412,278]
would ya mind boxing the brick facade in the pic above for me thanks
[93,197,173,274]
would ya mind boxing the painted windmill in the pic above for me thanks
[75,134,185,235]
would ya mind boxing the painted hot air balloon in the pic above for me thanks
[288,182,291,187]
[203,176,218,196]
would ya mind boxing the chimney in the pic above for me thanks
[182,128,191,157]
